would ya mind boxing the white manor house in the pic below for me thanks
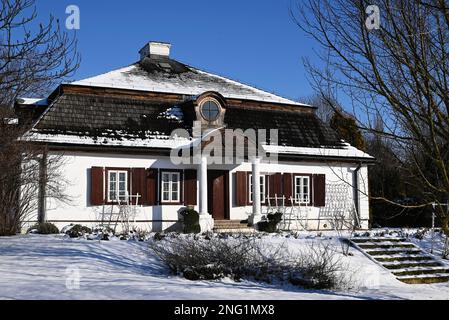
[17,41,374,233]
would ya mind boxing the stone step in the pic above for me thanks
[365,248,422,256]
[213,228,256,234]
[214,223,249,227]
[358,243,416,249]
[351,237,406,243]
[214,220,249,228]
[374,254,434,262]
[397,273,449,284]
[392,266,449,277]
[382,260,442,269]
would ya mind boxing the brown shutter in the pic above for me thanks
[268,173,283,198]
[131,168,146,205]
[91,167,104,205]
[313,174,326,207]
[235,171,247,206]
[283,173,293,205]
[146,168,158,205]
[184,169,197,205]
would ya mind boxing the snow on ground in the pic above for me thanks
[0,231,449,300]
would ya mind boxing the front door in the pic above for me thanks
[207,170,229,220]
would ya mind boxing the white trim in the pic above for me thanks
[294,175,310,204]
[161,171,181,203]
[263,143,373,159]
[107,170,128,202]
[248,173,266,204]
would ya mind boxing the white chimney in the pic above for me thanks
[139,41,171,59]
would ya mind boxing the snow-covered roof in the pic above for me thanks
[24,130,373,161]
[71,57,308,106]
[16,98,48,106]
[263,142,374,160]
[23,130,190,149]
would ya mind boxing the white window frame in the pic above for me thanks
[161,171,181,203]
[107,170,128,202]
[294,175,311,204]
[248,174,266,204]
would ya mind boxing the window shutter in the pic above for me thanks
[184,169,197,205]
[146,168,158,205]
[283,173,293,205]
[91,167,104,205]
[235,171,247,206]
[131,168,146,205]
[268,173,283,198]
[313,174,326,207]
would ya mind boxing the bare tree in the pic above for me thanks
[0,0,78,235]
[0,0,79,108]
[291,0,449,235]
[0,109,71,235]
[301,94,341,124]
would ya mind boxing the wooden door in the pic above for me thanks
[207,170,229,220]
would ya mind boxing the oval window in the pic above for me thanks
[200,100,220,121]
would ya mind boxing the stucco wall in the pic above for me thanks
[25,151,369,232]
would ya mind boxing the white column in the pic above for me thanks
[249,157,262,226]
[198,156,214,232]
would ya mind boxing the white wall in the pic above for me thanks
[227,161,370,230]
[27,151,370,232]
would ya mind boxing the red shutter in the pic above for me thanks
[268,173,283,198]
[283,173,293,205]
[131,168,146,205]
[184,169,197,205]
[146,168,158,205]
[91,167,104,205]
[313,174,326,207]
[235,171,247,206]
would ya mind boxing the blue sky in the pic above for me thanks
[34,0,319,102]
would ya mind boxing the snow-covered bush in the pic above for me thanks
[27,222,59,234]
[149,237,351,290]
[65,224,92,238]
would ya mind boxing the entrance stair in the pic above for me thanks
[213,220,255,233]
[350,237,449,284]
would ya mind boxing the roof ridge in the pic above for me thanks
[179,60,309,107]
[70,58,312,107]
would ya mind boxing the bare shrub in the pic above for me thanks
[291,243,353,290]
[149,236,352,290]
[149,237,257,281]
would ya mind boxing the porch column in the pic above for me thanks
[249,157,262,226]
[198,156,214,232]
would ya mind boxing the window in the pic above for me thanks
[248,174,265,203]
[200,99,220,121]
[161,172,180,203]
[294,176,310,204]
[108,170,128,202]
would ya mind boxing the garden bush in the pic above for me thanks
[181,208,200,234]
[65,224,92,238]
[27,222,59,234]
[257,212,283,233]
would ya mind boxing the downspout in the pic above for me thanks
[353,162,362,228]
